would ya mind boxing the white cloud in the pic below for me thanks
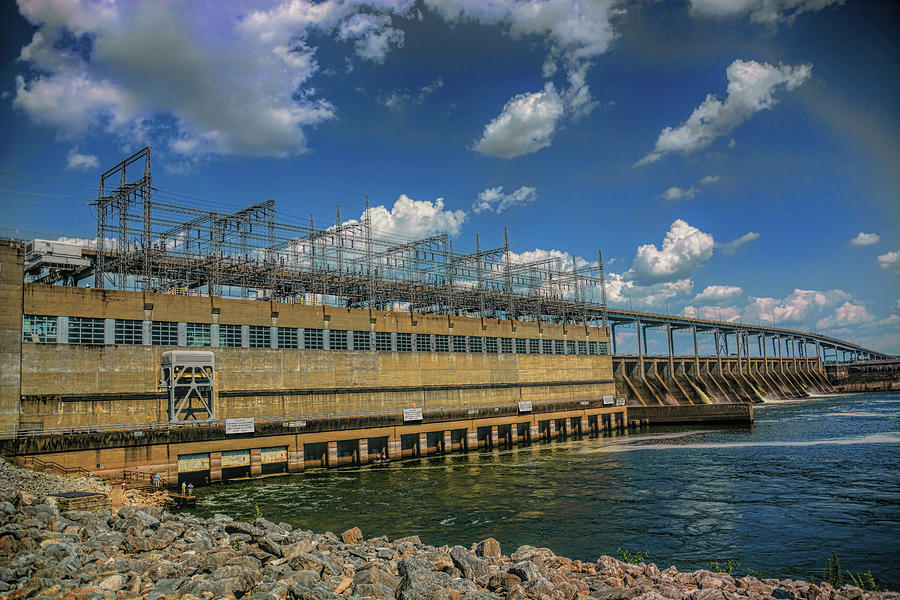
[877,250,899,270]
[745,288,850,326]
[717,231,760,254]
[14,1,347,160]
[850,232,880,246]
[625,219,715,286]
[472,83,565,158]
[65,148,99,170]
[637,59,811,165]
[815,301,875,330]
[682,304,742,322]
[379,77,444,110]
[423,0,619,59]
[700,175,720,184]
[660,186,700,202]
[693,285,743,303]
[472,185,538,214]
[358,194,467,239]
[689,0,844,24]
[338,13,405,63]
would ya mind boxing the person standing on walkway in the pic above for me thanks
[181,481,186,496]
[187,482,193,496]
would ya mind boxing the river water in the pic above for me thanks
[191,392,900,583]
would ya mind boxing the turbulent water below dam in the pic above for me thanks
[191,392,900,583]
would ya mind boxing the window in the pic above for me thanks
[329,330,347,350]
[397,333,412,352]
[529,339,541,354]
[152,321,178,346]
[469,336,483,353]
[542,339,553,354]
[452,335,467,353]
[249,326,270,348]
[598,341,609,355]
[567,340,577,355]
[278,327,298,349]
[304,328,324,350]
[353,331,371,351]
[114,319,142,345]
[23,315,56,343]
[186,323,211,347]
[588,341,598,355]
[375,331,392,351]
[578,341,587,355]
[515,338,527,354]
[435,334,450,352]
[500,338,513,354]
[485,337,498,353]
[219,324,241,348]
[555,340,565,355]
[69,317,105,345]
[416,334,431,352]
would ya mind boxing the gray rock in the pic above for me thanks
[288,569,323,587]
[97,573,127,591]
[476,538,501,558]
[355,564,401,591]
[450,546,489,580]
[355,582,396,598]
[508,561,541,582]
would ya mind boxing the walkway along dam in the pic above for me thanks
[0,147,894,486]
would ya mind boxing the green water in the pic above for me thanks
[191,393,900,583]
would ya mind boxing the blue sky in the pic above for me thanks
[0,0,897,354]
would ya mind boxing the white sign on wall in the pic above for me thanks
[402,408,423,422]
[518,401,533,412]
[615,397,626,406]
[602,395,614,405]
[225,417,255,435]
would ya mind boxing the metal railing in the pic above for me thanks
[2,398,623,441]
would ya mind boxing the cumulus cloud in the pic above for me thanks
[815,301,875,330]
[850,232,880,246]
[337,13,405,63]
[660,186,700,202]
[14,1,357,160]
[700,175,720,184]
[683,304,742,322]
[65,148,99,170]
[472,83,565,158]
[423,0,619,59]
[877,250,899,270]
[688,0,844,24]
[624,219,715,286]
[472,185,538,214]
[745,288,850,326]
[693,285,743,304]
[717,231,759,254]
[637,59,811,165]
[451,0,619,158]
[358,194,467,239]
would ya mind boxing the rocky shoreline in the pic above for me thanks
[1,495,897,600]
[0,459,895,600]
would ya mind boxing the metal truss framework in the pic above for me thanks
[88,148,607,325]
[80,148,890,362]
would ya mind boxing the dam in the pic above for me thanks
[0,147,892,486]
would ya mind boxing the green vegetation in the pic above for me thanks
[710,560,740,575]
[616,548,650,565]
[254,502,262,520]
[847,570,882,591]
[823,552,844,588]
[232,539,243,551]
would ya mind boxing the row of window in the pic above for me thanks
[22,315,608,355]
